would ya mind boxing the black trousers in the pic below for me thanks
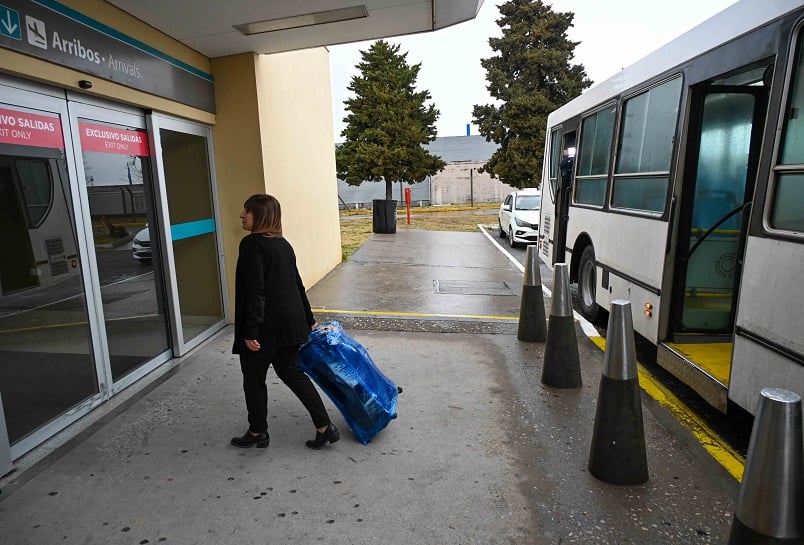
[238,344,330,433]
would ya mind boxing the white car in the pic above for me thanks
[131,225,152,263]
[499,188,541,248]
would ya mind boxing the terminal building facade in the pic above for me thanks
[0,0,482,471]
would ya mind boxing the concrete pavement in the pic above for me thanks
[0,229,736,544]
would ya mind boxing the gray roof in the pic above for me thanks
[335,135,498,164]
[423,135,498,162]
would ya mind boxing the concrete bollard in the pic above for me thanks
[540,263,581,388]
[517,246,547,342]
[728,387,804,545]
[587,300,648,485]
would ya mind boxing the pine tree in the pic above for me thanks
[336,40,446,201]
[473,0,591,189]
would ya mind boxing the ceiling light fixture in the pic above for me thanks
[235,5,369,36]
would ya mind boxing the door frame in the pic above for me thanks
[1,76,105,460]
[147,113,229,357]
[669,84,768,337]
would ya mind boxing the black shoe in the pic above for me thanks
[231,430,270,448]
[305,424,340,450]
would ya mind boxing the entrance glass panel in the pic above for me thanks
[77,118,170,381]
[0,103,97,444]
[159,128,224,344]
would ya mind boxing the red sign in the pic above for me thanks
[79,122,149,156]
[0,108,65,149]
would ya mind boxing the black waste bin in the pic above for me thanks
[372,199,397,234]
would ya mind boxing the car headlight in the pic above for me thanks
[514,217,530,227]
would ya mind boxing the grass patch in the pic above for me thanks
[340,218,375,261]
[340,203,499,261]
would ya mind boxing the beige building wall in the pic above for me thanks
[255,49,342,288]
[209,54,266,312]
[212,50,341,308]
[431,162,515,205]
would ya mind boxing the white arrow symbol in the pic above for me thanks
[2,11,18,35]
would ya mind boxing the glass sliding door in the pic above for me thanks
[149,116,225,353]
[72,110,171,384]
[0,90,99,454]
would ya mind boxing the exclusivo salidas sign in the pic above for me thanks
[0,106,64,149]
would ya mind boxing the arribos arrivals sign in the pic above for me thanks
[0,0,215,112]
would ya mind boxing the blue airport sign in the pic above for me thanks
[0,4,22,40]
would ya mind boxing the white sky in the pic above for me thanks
[329,0,739,139]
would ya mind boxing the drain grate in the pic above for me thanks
[433,279,515,296]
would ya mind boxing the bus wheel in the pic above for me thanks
[578,245,600,322]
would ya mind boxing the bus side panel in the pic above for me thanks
[567,208,669,341]
[26,157,79,288]
[539,209,555,266]
[730,236,804,414]
[606,277,662,344]
[731,338,803,415]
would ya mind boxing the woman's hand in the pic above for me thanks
[245,339,261,351]
[311,322,319,330]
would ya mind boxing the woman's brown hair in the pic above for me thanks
[244,194,282,237]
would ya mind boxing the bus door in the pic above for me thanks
[553,131,577,264]
[663,84,768,407]
[0,155,40,293]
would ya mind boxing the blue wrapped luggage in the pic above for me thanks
[299,321,398,445]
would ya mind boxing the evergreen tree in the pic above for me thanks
[336,40,446,201]
[473,0,591,189]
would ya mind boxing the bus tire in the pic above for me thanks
[578,245,600,322]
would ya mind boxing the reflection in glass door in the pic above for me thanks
[76,118,170,382]
[156,125,224,348]
[0,100,98,448]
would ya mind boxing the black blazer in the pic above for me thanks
[232,234,315,354]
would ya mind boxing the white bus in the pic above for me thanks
[538,0,804,416]
[0,148,80,299]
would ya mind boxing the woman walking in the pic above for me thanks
[231,193,339,450]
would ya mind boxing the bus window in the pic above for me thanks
[576,104,615,206]
[16,159,53,227]
[612,77,683,212]
[771,33,804,232]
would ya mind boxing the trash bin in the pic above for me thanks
[372,199,397,234]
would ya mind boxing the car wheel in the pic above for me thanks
[577,245,600,322]
[508,224,518,248]
[498,219,506,239]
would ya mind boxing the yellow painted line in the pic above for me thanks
[0,314,161,335]
[588,335,745,482]
[318,308,520,322]
[0,321,89,334]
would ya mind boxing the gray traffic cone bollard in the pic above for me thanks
[728,388,804,545]
[517,246,547,342]
[587,300,648,485]
[540,263,581,388]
